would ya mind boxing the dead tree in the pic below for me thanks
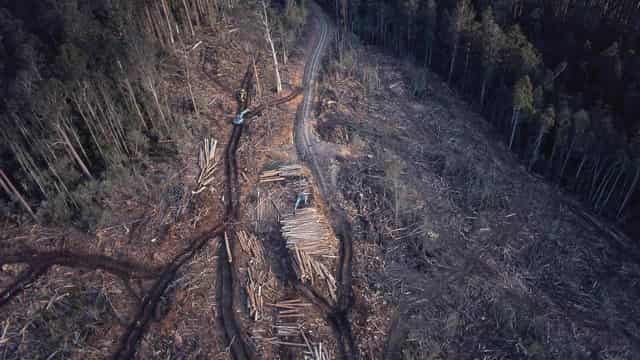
[260,0,282,93]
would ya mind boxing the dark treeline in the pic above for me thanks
[322,0,640,236]
[0,0,222,229]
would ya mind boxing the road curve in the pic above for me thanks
[295,4,358,359]
[295,3,331,198]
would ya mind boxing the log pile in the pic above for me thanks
[304,342,330,360]
[237,230,264,262]
[266,299,311,348]
[193,137,218,194]
[259,298,331,358]
[281,208,337,299]
[246,265,276,321]
[259,164,306,183]
[235,229,275,321]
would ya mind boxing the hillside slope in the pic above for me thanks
[317,43,640,358]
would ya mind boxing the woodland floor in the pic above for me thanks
[3,4,640,360]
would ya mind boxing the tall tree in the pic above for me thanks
[505,25,541,78]
[446,0,475,84]
[529,105,555,171]
[560,109,590,180]
[261,0,282,93]
[509,75,533,150]
[479,7,505,107]
[423,0,438,68]
[548,99,571,177]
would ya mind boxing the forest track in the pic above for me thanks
[113,224,224,359]
[215,62,254,360]
[0,250,159,307]
[293,4,357,359]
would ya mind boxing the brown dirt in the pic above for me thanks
[0,3,318,359]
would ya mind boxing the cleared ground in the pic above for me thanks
[316,45,640,358]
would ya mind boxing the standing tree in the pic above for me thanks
[529,105,555,171]
[504,25,541,78]
[560,109,590,180]
[479,7,505,107]
[446,0,475,84]
[509,75,533,150]
[261,0,282,93]
[548,99,571,177]
[423,0,438,68]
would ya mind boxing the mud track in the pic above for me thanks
[0,250,159,307]
[113,224,224,359]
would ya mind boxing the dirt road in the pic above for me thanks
[295,4,358,359]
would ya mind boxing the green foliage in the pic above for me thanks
[480,7,505,72]
[505,25,541,77]
[513,76,534,113]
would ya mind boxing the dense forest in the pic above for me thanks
[0,0,301,230]
[322,0,640,236]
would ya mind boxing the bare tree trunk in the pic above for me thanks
[559,137,576,179]
[182,0,195,36]
[598,165,624,212]
[261,0,282,93]
[528,125,545,171]
[547,133,560,178]
[0,168,36,220]
[146,76,171,134]
[252,56,263,98]
[480,75,488,108]
[56,122,93,180]
[448,42,458,84]
[462,42,471,89]
[617,163,639,218]
[160,0,176,45]
[509,109,519,150]
[574,154,587,186]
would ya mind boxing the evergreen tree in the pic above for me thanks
[509,75,533,150]
[479,7,504,107]
[445,0,475,84]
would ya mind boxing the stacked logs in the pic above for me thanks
[259,164,306,183]
[236,230,274,321]
[280,208,337,299]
